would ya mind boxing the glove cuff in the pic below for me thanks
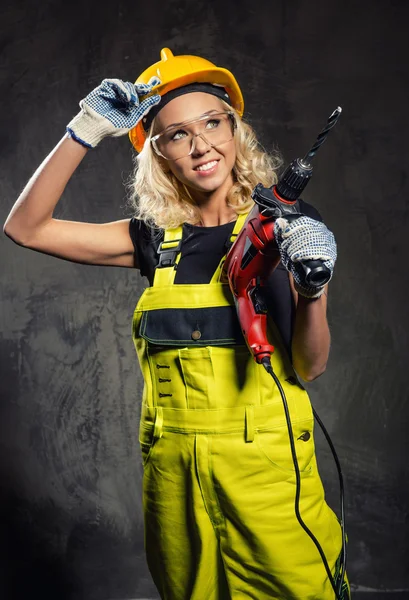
[294,281,326,299]
[66,104,128,148]
[66,108,106,148]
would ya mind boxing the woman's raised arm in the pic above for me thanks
[3,134,135,267]
[4,77,162,267]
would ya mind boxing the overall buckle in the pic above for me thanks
[157,238,183,268]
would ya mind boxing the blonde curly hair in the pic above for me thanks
[126,100,282,229]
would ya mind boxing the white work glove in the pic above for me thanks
[66,77,161,148]
[274,216,337,299]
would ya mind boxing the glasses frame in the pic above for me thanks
[149,110,236,160]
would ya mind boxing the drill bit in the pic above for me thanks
[302,107,342,166]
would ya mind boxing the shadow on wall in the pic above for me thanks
[0,492,77,599]
[0,491,155,600]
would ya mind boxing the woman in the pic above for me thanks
[4,48,349,599]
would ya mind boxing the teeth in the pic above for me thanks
[195,160,217,172]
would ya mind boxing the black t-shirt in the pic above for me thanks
[129,199,323,357]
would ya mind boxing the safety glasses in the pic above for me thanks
[149,111,236,160]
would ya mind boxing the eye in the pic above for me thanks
[170,129,188,142]
[205,118,221,129]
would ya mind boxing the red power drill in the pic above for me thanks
[223,107,342,372]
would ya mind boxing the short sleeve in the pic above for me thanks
[129,217,144,270]
[128,217,163,284]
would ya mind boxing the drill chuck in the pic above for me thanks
[275,107,342,202]
[275,158,313,201]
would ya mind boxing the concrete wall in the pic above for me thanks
[1,0,408,597]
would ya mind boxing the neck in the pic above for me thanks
[188,178,237,227]
[194,204,237,227]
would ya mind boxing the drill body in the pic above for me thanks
[223,185,302,364]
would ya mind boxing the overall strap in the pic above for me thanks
[152,225,183,287]
[153,212,250,288]
[209,212,250,283]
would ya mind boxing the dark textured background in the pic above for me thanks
[1,0,408,598]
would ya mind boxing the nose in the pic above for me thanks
[191,133,212,156]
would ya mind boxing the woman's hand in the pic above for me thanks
[66,77,161,148]
[274,215,337,299]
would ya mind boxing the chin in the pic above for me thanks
[192,178,227,192]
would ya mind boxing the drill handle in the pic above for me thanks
[252,185,332,288]
[285,214,331,287]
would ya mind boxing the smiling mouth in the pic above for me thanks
[194,160,219,172]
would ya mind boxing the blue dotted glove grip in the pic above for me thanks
[66,77,161,148]
[274,216,337,298]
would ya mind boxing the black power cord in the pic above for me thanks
[261,357,348,600]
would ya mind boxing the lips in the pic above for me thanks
[193,159,220,175]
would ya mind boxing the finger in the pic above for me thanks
[139,94,161,110]
[146,76,161,88]
[126,94,161,129]
[138,94,161,118]
[292,252,334,263]
[123,81,139,105]
[100,78,131,103]
[274,217,289,233]
[135,77,161,94]
[275,217,288,226]
[100,78,127,93]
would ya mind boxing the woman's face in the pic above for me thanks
[153,92,236,198]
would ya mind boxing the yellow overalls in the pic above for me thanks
[132,214,350,600]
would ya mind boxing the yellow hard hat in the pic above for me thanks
[129,48,244,152]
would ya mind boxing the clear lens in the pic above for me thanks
[151,112,235,160]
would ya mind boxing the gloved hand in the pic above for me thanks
[66,77,161,148]
[274,215,337,299]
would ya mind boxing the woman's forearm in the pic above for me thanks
[291,291,330,382]
[3,134,88,244]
